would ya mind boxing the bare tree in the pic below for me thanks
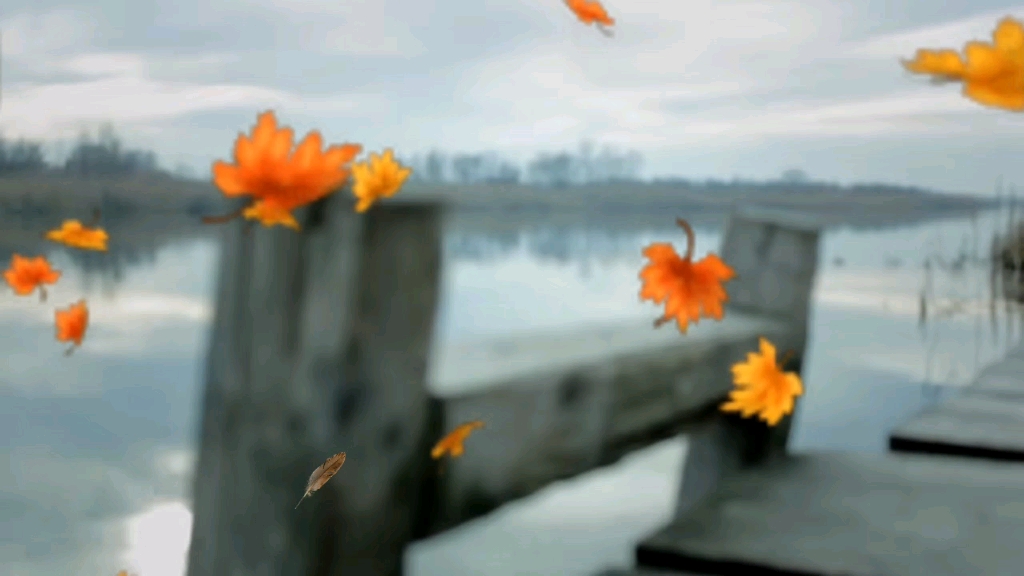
[0,135,47,174]
[451,153,486,184]
[63,124,161,176]
[781,168,808,183]
[527,152,577,187]
[424,150,446,182]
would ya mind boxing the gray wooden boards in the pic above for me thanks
[635,452,1024,576]
[890,344,1024,461]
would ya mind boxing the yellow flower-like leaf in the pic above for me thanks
[45,220,109,251]
[720,337,804,427]
[350,148,412,213]
[902,16,1024,111]
[242,200,302,230]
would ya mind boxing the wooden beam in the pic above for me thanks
[419,312,801,536]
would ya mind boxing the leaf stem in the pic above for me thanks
[202,207,246,225]
[676,218,695,260]
[779,350,796,370]
[39,286,47,303]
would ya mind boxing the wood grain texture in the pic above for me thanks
[186,194,442,576]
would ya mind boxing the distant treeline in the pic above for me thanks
[0,124,163,178]
[0,127,976,201]
[404,141,645,186]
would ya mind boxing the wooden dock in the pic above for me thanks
[608,326,1024,575]
[181,182,1024,576]
[890,343,1024,461]
[183,189,822,576]
[631,452,1024,575]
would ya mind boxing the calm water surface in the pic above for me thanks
[1,209,1019,576]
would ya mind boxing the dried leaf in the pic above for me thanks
[210,111,362,230]
[350,148,412,213]
[431,420,485,459]
[295,451,346,509]
[902,16,1024,111]
[639,218,736,333]
[720,337,804,426]
[564,0,615,36]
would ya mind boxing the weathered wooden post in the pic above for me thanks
[667,207,822,520]
[186,192,444,576]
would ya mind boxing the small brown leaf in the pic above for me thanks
[295,451,346,509]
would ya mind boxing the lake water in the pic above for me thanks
[1,208,1020,576]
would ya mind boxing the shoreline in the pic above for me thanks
[0,175,997,232]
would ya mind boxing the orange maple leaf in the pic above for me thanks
[209,110,363,230]
[720,337,804,426]
[564,0,615,36]
[45,220,109,251]
[431,420,485,459]
[55,299,89,355]
[902,16,1024,111]
[639,218,736,333]
[3,254,61,301]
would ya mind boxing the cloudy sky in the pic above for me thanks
[3,0,1024,195]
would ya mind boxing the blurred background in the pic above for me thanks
[3,0,1024,575]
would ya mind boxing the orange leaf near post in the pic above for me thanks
[207,111,363,230]
[639,218,737,333]
[431,420,485,459]
[720,337,804,427]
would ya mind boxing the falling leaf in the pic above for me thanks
[295,451,346,509]
[350,148,412,213]
[639,218,736,333]
[209,111,362,230]
[45,220,109,251]
[720,337,804,427]
[55,299,89,355]
[902,16,1024,111]
[3,254,61,301]
[431,420,485,460]
[564,0,615,37]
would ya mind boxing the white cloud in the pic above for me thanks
[0,73,373,139]
[248,0,430,56]
[846,7,1024,59]
[2,1,1024,185]
[1,9,99,58]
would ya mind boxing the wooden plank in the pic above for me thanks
[428,312,784,395]
[890,389,1024,460]
[421,313,801,535]
[636,452,1024,576]
[890,343,1024,460]
[595,568,706,576]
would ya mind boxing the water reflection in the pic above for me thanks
[1,207,1022,576]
